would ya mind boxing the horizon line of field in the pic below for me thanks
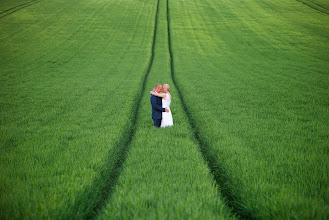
[0,0,44,18]
[71,0,161,219]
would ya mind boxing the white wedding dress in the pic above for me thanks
[161,93,173,127]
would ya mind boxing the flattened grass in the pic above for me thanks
[169,0,329,218]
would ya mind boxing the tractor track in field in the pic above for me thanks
[166,0,246,218]
[0,0,44,18]
[295,0,329,15]
[73,0,160,219]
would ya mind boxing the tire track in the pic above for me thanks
[72,0,160,219]
[295,0,329,15]
[0,0,39,14]
[166,0,246,218]
[0,0,44,18]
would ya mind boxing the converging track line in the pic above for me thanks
[166,0,246,218]
[73,0,161,219]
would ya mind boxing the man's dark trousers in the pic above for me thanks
[153,119,161,128]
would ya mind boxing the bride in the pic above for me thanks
[150,84,173,127]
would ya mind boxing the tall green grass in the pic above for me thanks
[0,0,157,218]
[2,0,328,219]
[97,0,233,218]
[169,0,329,218]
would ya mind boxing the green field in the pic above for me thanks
[1,0,328,219]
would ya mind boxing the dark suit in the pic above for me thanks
[150,94,165,127]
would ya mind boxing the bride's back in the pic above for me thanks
[162,93,171,108]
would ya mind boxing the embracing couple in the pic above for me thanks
[150,83,173,128]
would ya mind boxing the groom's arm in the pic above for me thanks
[151,96,165,112]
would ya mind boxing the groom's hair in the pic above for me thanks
[155,84,162,88]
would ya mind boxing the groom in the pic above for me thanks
[150,84,169,127]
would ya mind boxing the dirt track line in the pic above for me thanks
[0,0,43,18]
[295,0,329,15]
[72,0,161,219]
[0,0,38,14]
[166,0,247,218]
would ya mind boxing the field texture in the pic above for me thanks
[98,0,231,218]
[169,0,329,219]
[1,0,328,219]
[1,0,157,218]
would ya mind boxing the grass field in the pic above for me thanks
[170,0,329,218]
[0,0,157,218]
[1,0,328,219]
[97,0,231,218]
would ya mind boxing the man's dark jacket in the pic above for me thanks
[150,94,165,119]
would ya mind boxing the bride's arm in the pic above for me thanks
[150,91,167,99]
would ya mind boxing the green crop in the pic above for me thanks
[1,0,328,219]
[169,0,329,218]
[1,0,156,218]
[97,0,233,218]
